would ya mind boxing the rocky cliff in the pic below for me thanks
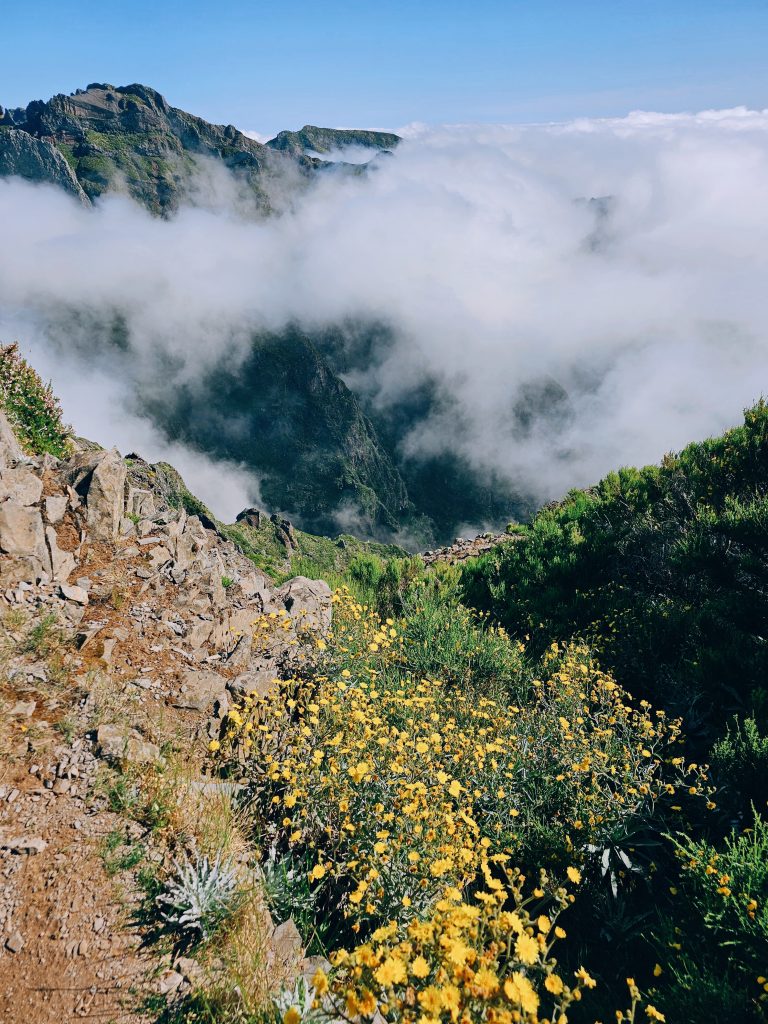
[0,127,89,203]
[141,327,419,538]
[0,399,338,1018]
[0,83,400,214]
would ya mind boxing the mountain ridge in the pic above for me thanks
[0,81,401,214]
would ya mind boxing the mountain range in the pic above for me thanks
[0,82,399,212]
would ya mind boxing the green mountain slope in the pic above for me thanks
[267,124,400,156]
[139,326,427,540]
[462,400,768,730]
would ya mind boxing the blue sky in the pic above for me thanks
[2,1,767,136]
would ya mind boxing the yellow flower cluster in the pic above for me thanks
[327,866,595,1024]
[222,596,707,917]
[249,608,297,653]
[215,588,708,1020]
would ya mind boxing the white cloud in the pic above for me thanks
[240,128,271,144]
[2,107,768,525]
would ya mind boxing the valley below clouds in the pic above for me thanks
[2,105,768,527]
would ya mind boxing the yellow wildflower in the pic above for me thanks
[545,973,564,995]
[504,973,539,1014]
[411,955,431,979]
[312,968,329,995]
[514,932,539,965]
[375,955,407,987]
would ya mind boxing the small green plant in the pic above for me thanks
[221,576,234,589]
[258,848,322,948]
[0,342,73,457]
[156,851,241,942]
[54,715,77,744]
[2,607,27,631]
[711,717,768,820]
[23,613,66,657]
[104,772,141,816]
[100,829,146,876]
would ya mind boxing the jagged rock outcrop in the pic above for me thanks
[420,530,522,566]
[64,448,127,540]
[0,83,309,214]
[0,127,89,203]
[0,501,50,586]
[96,723,160,764]
[275,576,332,633]
[0,417,332,745]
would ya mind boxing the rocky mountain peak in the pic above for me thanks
[0,81,401,214]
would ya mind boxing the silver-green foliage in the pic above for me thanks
[273,976,322,1024]
[156,851,240,940]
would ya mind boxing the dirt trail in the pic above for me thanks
[0,759,154,1022]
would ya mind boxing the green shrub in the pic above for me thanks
[0,342,73,458]
[462,400,768,735]
[711,717,768,821]
[345,551,385,600]
[654,816,768,1021]
[221,590,708,944]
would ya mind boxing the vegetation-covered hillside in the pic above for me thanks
[463,400,768,738]
[2,348,766,1024]
[142,327,423,541]
[0,341,72,457]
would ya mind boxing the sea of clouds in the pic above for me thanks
[2,106,768,524]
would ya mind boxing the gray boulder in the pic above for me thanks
[0,410,24,467]
[46,525,76,582]
[0,501,50,584]
[0,835,47,855]
[63,447,126,540]
[126,486,155,519]
[172,668,229,711]
[44,493,68,523]
[227,668,279,701]
[87,448,127,540]
[275,576,332,633]
[60,582,89,605]
[270,918,304,971]
[96,723,160,763]
[0,465,42,506]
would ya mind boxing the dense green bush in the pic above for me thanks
[462,401,768,733]
[0,342,72,457]
[651,816,768,1021]
[711,717,768,822]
